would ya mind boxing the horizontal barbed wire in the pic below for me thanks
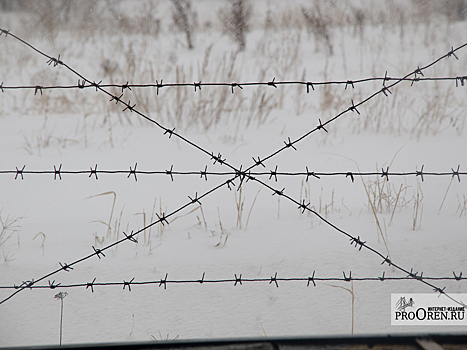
[1,164,464,182]
[1,28,466,306]
[1,75,467,95]
[1,271,464,292]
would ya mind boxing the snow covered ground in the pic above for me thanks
[1,1,467,347]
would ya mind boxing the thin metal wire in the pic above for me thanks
[1,272,464,291]
[1,76,466,93]
[1,165,464,182]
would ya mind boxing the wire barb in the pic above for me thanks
[53,164,62,180]
[448,47,459,60]
[269,165,278,182]
[59,262,73,272]
[34,85,43,95]
[234,274,242,286]
[456,76,467,87]
[91,80,102,91]
[350,236,366,251]
[346,172,354,183]
[89,164,98,180]
[110,93,124,104]
[211,152,225,165]
[379,272,386,281]
[272,187,285,196]
[86,278,96,293]
[298,200,310,214]
[123,230,138,243]
[47,54,62,67]
[200,165,208,181]
[381,166,389,181]
[231,82,243,93]
[127,163,138,181]
[92,246,106,259]
[123,100,136,112]
[343,271,352,282]
[156,79,163,95]
[453,271,463,281]
[252,156,266,168]
[284,137,297,150]
[159,273,168,289]
[345,80,355,89]
[164,127,175,138]
[123,278,135,291]
[78,79,86,89]
[317,118,328,133]
[349,99,360,115]
[194,81,201,92]
[188,192,201,205]
[48,280,61,289]
[269,272,279,288]
[268,77,277,88]
[434,286,446,296]
[306,81,314,93]
[199,272,205,284]
[381,255,392,266]
[452,165,461,182]
[156,212,169,226]
[306,166,320,181]
[307,271,316,287]
[416,165,425,182]
[226,178,236,191]
[15,165,25,180]
[121,81,131,92]
[165,165,174,181]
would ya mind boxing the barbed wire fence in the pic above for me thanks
[0,27,466,307]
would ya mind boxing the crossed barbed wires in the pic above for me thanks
[1,27,466,306]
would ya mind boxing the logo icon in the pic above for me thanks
[395,296,414,312]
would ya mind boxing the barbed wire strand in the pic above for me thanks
[1,165,465,182]
[2,272,464,292]
[1,28,465,306]
[1,76,466,93]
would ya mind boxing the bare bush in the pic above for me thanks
[301,3,333,55]
[218,0,251,51]
[171,0,197,49]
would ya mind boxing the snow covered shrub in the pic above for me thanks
[218,0,252,51]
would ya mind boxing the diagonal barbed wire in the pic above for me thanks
[1,75,466,95]
[1,28,466,306]
[1,164,464,182]
[1,271,464,292]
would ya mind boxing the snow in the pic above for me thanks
[0,1,467,347]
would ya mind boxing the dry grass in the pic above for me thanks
[0,210,23,248]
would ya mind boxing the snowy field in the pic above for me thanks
[1,0,467,347]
